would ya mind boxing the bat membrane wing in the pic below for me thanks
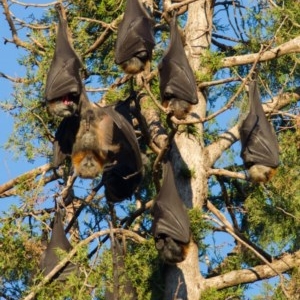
[115,0,154,64]
[40,210,77,280]
[115,17,155,64]
[241,114,279,167]
[153,202,190,244]
[53,115,80,167]
[45,58,82,100]
[240,79,279,168]
[152,161,190,244]
[45,6,83,101]
[159,16,198,104]
[159,58,198,104]
[99,103,143,202]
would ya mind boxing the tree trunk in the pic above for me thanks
[165,0,214,299]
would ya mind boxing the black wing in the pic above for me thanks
[100,102,143,202]
[45,4,83,101]
[53,115,80,167]
[152,160,190,244]
[39,209,76,281]
[115,0,155,64]
[158,16,198,105]
[240,79,279,168]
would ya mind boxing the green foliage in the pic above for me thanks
[197,49,225,82]
[189,208,211,252]
[245,126,300,253]
[201,285,244,300]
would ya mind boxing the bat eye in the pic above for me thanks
[136,51,149,60]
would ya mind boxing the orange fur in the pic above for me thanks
[72,150,103,169]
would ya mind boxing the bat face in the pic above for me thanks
[45,4,83,117]
[248,164,277,183]
[115,0,155,74]
[152,160,191,263]
[53,93,143,190]
[71,102,121,179]
[158,16,199,119]
[72,150,105,179]
[239,79,280,182]
[39,209,76,281]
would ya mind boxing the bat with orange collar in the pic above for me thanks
[53,93,143,201]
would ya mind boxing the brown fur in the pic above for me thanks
[121,57,146,74]
[162,99,191,120]
[248,164,277,183]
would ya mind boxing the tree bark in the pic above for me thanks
[164,0,214,299]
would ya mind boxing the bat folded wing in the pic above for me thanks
[45,58,82,101]
[115,17,154,64]
[152,202,190,244]
[53,115,80,167]
[159,58,199,104]
[240,113,280,168]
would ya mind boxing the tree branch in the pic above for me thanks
[222,36,300,68]
[0,163,52,196]
[23,228,145,300]
[202,250,300,291]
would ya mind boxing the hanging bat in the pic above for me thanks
[39,209,76,281]
[101,99,143,202]
[45,3,84,117]
[105,238,137,299]
[53,92,143,198]
[115,0,155,74]
[152,159,191,264]
[239,78,280,183]
[158,15,199,119]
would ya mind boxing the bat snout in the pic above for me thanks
[121,56,146,74]
[162,98,191,120]
[73,151,103,179]
[47,96,79,118]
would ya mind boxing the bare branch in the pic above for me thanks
[222,36,300,68]
[0,163,52,196]
[207,168,246,180]
[203,251,300,291]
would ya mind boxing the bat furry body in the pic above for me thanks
[39,209,76,281]
[45,4,84,117]
[239,78,280,183]
[152,160,191,263]
[54,93,143,201]
[158,15,199,119]
[115,0,155,74]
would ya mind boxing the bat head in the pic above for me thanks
[162,97,192,120]
[120,51,149,74]
[248,164,277,183]
[47,93,80,117]
[72,150,104,178]
[155,236,189,264]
